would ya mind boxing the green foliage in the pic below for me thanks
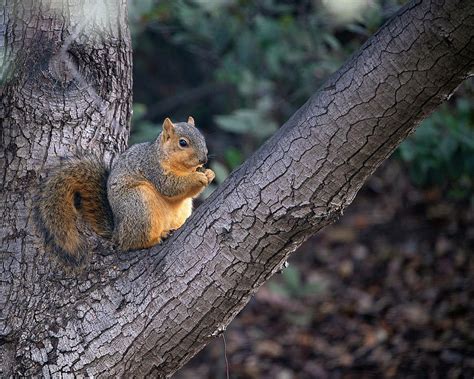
[215,107,278,141]
[161,0,381,150]
[129,0,390,161]
[268,266,325,299]
[268,266,325,325]
[127,0,474,202]
[224,147,244,169]
[397,98,474,200]
[130,103,161,144]
[209,160,229,183]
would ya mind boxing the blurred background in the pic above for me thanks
[128,0,474,377]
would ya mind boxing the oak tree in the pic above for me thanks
[1,0,473,377]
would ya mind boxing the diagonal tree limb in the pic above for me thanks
[1,0,473,377]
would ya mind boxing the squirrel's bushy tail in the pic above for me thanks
[35,158,113,264]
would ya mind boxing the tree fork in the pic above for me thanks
[0,0,473,377]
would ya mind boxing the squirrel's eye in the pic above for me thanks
[179,139,188,148]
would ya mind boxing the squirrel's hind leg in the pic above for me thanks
[110,182,166,251]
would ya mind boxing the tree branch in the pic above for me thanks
[1,0,473,377]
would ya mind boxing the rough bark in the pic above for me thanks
[0,0,132,377]
[1,0,473,377]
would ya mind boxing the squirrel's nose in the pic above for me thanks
[199,156,208,165]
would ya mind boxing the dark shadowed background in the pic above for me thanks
[128,0,473,377]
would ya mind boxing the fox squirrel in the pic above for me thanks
[35,117,215,264]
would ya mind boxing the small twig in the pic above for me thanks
[222,332,230,379]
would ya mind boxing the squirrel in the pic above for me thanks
[35,117,215,265]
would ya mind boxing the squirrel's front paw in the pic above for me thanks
[204,169,215,185]
[196,171,209,186]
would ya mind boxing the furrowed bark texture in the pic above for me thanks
[1,0,473,377]
[0,0,132,377]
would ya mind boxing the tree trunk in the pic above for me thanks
[0,0,132,377]
[1,0,473,377]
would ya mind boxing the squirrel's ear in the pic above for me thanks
[162,118,175,141]
[187,116,195,126]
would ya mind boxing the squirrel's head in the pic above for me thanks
[158,117,209,175]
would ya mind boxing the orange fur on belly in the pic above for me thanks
[138,182,193,247]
